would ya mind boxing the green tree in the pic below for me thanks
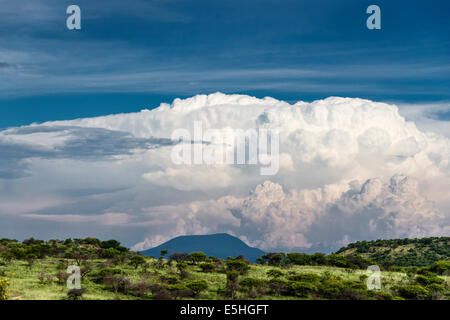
[129,255,146,269]
[186,280,208,297]
[160,249,168,258]
[189,252,207,263]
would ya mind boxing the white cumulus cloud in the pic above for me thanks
[0,93,448,251]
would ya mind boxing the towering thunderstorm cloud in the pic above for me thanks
[0,93,448,251]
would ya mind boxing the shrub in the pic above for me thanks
[67,288,86,300]
[165,276,179,285]
[240,277,264,290]
[369,291,394,300]
[260,253,286,266]
[268,278,289,295]
[186,280,208,297]
[318,279,345,299]
[149,284,172,300]
[101,248,121,259]
[37,272,53,285]
[343,280,366,291]
[127,281,152,297]
[345,255,375,269]
[288,273,321,283]
[289,281,318,298]
[338,289,369,300]
[430,260,450,275]
[188,252,207,263]
[56,271,70,285]
[311,253,327,265]
[415,275,444,286]
[180,269,190,280]
[160,250,168,258]
[425,283,446,294]
[129,255,146,269]
[326,254,349,268]
[176,262,188,271]
[56,259,69,271]
[100,240,121,249]
[199,262,215,273]
[225,259,250,275]
[104,275,131,293]
[170,253,189,262]
[286,253,312,265]
[26,254,38,268]
[226,270,240,299]
[166,284,191,299]
[90,267,123,283]
[0,277,11,300]
[395,285,430,300]
[267,269,284,278]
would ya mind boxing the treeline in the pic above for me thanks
[336,237,450,267]
[0,237,131,264]
[256,252,376,270]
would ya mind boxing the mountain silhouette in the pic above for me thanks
[139,233,265,262]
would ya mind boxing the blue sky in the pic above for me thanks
[0,0,449,128]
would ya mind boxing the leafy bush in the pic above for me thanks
[326,254,349,268]
[166,284,191,299]
[127,281,152,297]
[100,240,121,249]
[426,283,446,294]
[260,253,286,266]
[199,262,215,273]
[104,275,131,293]
[186,280,208,297]
[239,277,267,298]
[165,276,179,285]
[129,255,146,269]
[225,270,240,299]
[90,267,123,283]
[101,248,121,259]
[149,284,172,300]
[369,291,394,300]
[37,272,53,285]
[288,273,321,283]
[286,253,312,265]
[240,277,265,290]
[430,260,450,275]
[338,289,368,300]
[318,279,345,299]
[225,259,250,275]
[395,285,430,300]
[56,271,70,285]
[267,269,284,278]
[268,278,289,295]
[188,252,207,263]
[169,253,189,262]
[289,281,318,298]
[0,277,11,300]
[415,275,444,286]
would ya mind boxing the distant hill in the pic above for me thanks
[336,237,450,267]
[139,233,265,262]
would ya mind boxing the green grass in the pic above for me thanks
[1,257,448,300]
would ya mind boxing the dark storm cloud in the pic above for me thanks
[0,125,175,178]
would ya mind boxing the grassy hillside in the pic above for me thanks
[0,237,449,300]
[336,237,450,268]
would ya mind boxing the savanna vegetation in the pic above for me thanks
[336,237,450,268]
[0,237,448,300]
